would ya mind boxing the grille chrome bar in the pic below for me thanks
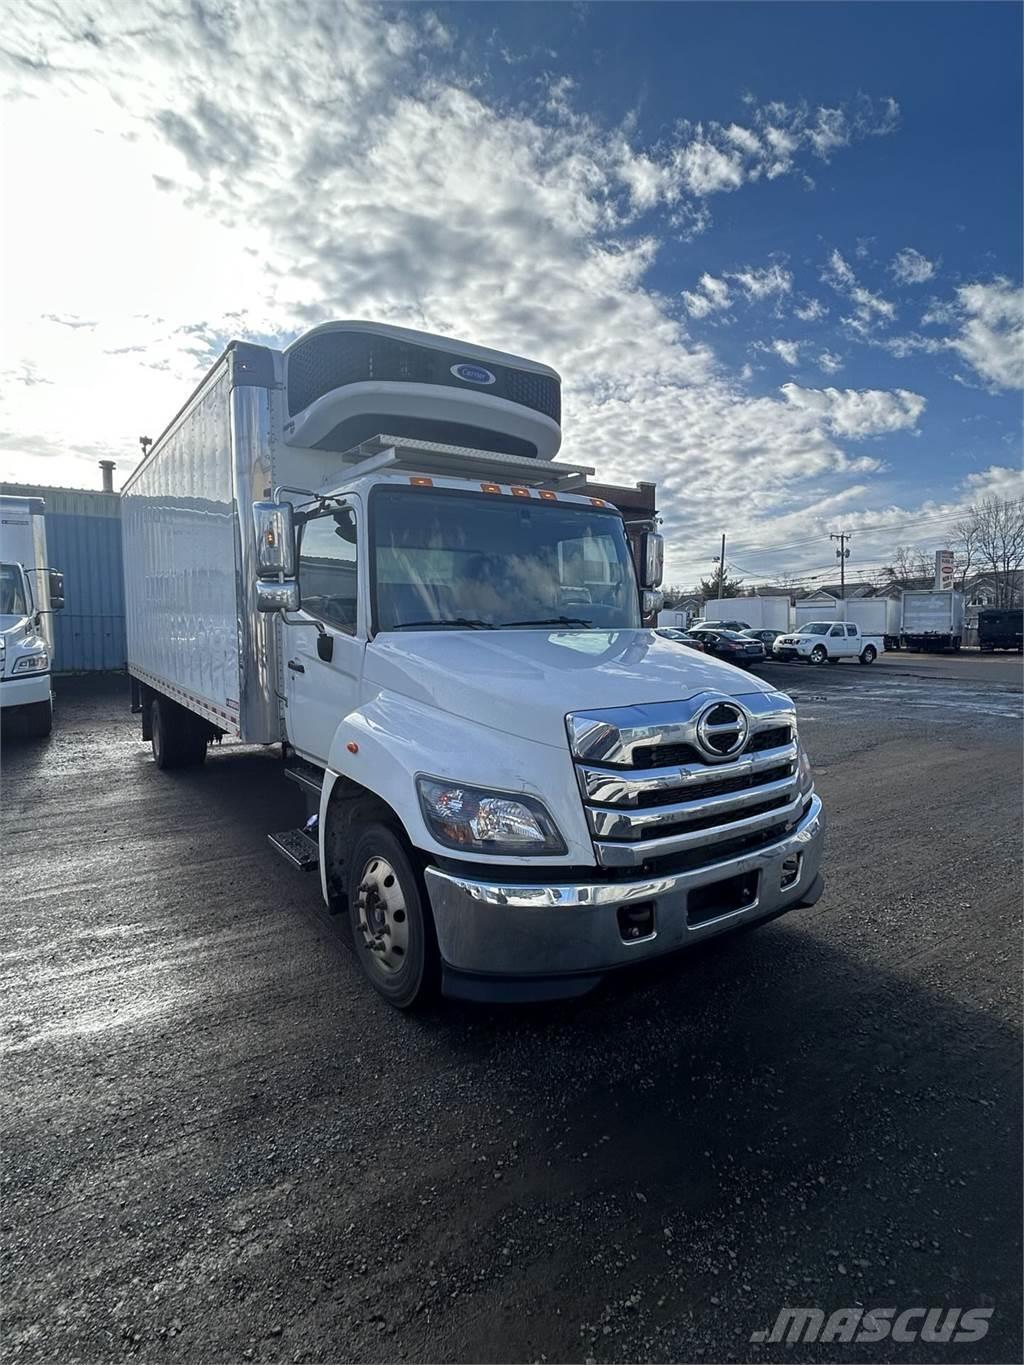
[587,772,801,839]
[577,740,798,806]
[593,793,806,868]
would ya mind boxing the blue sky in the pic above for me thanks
[1,0,1021,586]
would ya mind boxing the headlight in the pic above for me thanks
[417,777,566,855]
[797,745,814,796]
[12,652,48,675]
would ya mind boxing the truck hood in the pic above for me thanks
[365,629,780,749]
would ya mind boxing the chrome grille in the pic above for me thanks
[566,692,800,870]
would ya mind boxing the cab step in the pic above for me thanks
[284,759,325,798]
[268,828,320,872]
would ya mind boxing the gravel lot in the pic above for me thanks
[2,658,1021,1364]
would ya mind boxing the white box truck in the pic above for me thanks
[122,321,824,1008]
[900,589,965,652]
[705,596,791,632]
[845,596,901,651]
[0,495,64,736]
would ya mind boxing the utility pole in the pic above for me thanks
[718,534,726,593]
[831,531,851,599]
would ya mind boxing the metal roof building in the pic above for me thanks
[1,476,125,674]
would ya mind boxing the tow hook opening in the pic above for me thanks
[617,901,656,943]
[780,853,802,890]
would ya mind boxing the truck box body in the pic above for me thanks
[900,589,965,648]
[845,597,901,644]
[705,597,791,631]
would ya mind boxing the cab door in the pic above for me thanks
[828,623,850,658]
[284,502,364,766]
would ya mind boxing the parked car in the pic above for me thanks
[655,627,706,652]
[688,627,765,667]
[773,621,882,664]
[699,618,752,632]
[740,627,785,648]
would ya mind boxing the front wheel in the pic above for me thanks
[347,823,438,1009]
[859,645,877,664]
[809,645,827,665]
[23,698,53,738]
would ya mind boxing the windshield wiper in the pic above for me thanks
[501,616,594,628]
[391,617,496,630]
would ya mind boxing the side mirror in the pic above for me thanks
[640,531,664,589]
[256,580,300,613]
[48,569,65,611]
[253,500,296,577]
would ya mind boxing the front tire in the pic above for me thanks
[347,823,438,1009]
[810,645,827,665]
[859,645,877,664]
[23,698,53,738]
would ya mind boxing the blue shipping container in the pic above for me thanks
[0,482,126,673]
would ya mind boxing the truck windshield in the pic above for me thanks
[0,564,27,616]
[371,487,641,632]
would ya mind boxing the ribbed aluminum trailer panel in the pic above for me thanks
[121,345,280,742]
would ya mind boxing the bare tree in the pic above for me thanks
[952,513,981,593]
[959,496,1024,606]
[881,545,933,591]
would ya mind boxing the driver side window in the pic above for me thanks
[299,509,359,635]
[829,625,844,638]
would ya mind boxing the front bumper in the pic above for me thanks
[0,672,51,710]
[425,793,825,1000]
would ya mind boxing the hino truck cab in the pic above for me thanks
[123,321,825,1009]
[0,496,64,737]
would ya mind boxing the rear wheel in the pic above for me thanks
[151,695,208,770]
[347,823,437,1009]
[810,645,827,665]
[859,645,877,664]
[23,698,53,738]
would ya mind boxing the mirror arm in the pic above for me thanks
[280,613,325,636]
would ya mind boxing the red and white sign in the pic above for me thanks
[935,549,955,590]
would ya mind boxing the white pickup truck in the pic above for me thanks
[772,620,882,665]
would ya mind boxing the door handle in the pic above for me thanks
[287,660,305,673]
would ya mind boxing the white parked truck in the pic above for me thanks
[844,596,901,651]
[705,596,790,632]
[0,496,64,736]
[772,620,883,665]
[122,321,825,1008]
[900,589,965,652]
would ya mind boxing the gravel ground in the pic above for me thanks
[2,663,1021,1365]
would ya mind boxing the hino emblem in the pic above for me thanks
[695,700,749,760]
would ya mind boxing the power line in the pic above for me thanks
[727,508,968,564]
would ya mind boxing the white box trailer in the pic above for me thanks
[704,597,791,631]
[844,597,901,649]
[0,495,64,736]
[121,320,825,1010]
[900,589,965,651]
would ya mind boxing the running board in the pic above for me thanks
[284,760,325,798]
[268,828,320,872]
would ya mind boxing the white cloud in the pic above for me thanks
[890,248,935,285]
[0,0,910,584]
[766,339,802,367]
[681,273,732,318]
[781,383,926,437]
[817,350,844,374]
[824,249,896,335]
[807,106,849,159]
[948,279,1024,390]
[794,297,828,322]
[728,263,792,300]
